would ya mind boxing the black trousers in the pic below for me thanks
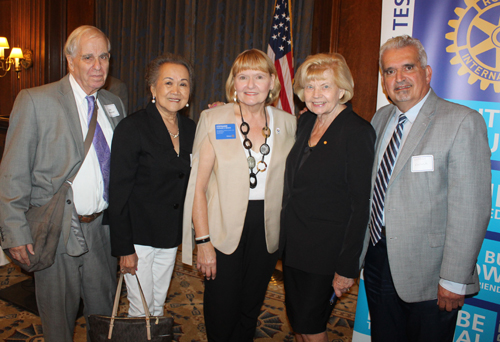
[203,201,279,342]
[364,236,458,342]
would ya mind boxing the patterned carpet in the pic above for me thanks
[0,251,357,341]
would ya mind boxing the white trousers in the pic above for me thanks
[124,244,178,317]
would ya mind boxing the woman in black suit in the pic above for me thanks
[281,53,375,341]
[108,53,196,317]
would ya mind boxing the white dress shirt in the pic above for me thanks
[69,75,114,215]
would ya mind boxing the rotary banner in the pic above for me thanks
[353,0,500,341]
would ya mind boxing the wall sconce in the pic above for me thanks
[0,37,33,79]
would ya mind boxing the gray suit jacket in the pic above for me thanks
[0,74,126,251]
[361,89,491,302]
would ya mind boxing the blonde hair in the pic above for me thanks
[225,49,281,105]
[294,53,354,104]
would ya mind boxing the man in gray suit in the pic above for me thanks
[362,35,491,341]
[0,26,126,341]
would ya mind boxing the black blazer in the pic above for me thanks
[109,103,196,256]
[281,104,375,277]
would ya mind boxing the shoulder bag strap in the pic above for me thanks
[67,98,99,184]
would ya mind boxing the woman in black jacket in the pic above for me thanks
[109,53,196,317]
[281,53,375,341]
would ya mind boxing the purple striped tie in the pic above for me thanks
[86,95,110,202]
[369,113,407,245]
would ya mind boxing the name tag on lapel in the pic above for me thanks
[104,104,120,117]
[411,155,434,172]
[215,124,236,139]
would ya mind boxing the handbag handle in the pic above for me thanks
[108,273,152,340]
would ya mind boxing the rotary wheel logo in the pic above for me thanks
[445,0,500,92]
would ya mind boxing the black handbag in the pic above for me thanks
[87,273,174,342]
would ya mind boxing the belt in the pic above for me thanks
[78,211,103,223]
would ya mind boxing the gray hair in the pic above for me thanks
[145,53,195,90]
[379,35,427,70]
[64,25,110,57]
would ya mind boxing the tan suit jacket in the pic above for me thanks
[182,104,296,265]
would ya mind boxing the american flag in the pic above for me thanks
[267,0,294,115]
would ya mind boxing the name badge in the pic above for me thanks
[215,124,236,139]
[104,104,120,117]
[411,155,434,172]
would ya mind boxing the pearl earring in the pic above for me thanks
[233,91,238,102]
[186,103,189,107]
[152,96,156,103]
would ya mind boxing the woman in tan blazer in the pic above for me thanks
[182,49,296,341]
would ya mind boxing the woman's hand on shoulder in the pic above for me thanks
[120,253,139,275]
[208,101,226,109]
[196,242,217,280]
[332,273,355,298]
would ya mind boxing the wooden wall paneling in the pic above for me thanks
[1,0,46,117]
[0,0,12,118]
[67,0,96,35]
[0,0,95,123]
[312,0,382,121]
[336,0,382,121]
[311,0,341,54]
[7,0,20,115]
[45,0,67,84]
[11,0,46,95]
[33,0,46,86]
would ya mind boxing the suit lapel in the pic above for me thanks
[373,108,396,166]
[97,90,124,129]
[389,91,437,186]
[58,75,84,159]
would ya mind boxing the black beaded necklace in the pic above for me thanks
[238,103,271,189]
